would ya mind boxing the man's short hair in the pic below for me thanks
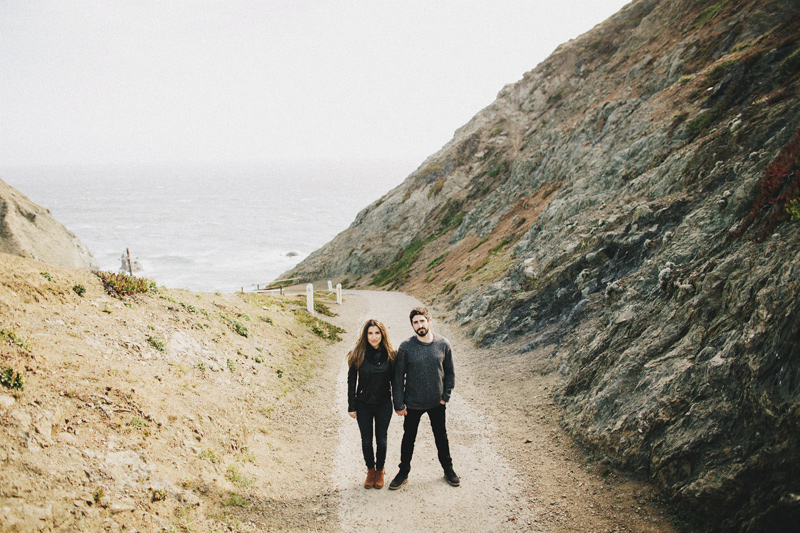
[409,306,430,323]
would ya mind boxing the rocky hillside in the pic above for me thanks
[0,179,98,271]
[283,0,800,530]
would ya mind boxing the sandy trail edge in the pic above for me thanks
[322,289,676,533]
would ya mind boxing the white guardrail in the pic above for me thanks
[307,281,342,313]
[242,278,342,314]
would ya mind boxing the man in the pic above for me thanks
[389,306,459,489]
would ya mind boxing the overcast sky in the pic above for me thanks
[1,1,630,171]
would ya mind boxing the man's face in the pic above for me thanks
[411,314,430,337]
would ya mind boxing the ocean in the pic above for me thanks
[1,161,408,292]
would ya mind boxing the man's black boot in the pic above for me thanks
[444,468,460,487]
[389,470,408,490]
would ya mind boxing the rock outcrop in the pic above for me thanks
[0,178,98,270]
[283,0,800,529]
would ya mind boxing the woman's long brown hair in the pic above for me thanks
[346,319,396,369]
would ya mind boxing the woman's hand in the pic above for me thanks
[348,411,356,419]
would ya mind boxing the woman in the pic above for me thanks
[347,318,396,489]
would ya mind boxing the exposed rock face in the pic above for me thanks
[0,178,98,270]
[284,1,800,529]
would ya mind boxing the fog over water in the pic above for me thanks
[2,161,404,291]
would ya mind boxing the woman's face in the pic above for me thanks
[367,325,382,349]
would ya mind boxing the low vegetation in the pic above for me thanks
[732,126,800,240]
[1,328,29,351]
[94,271,156,298]
[1,366,25,391]
[370,239,425,287]
[293,310,345,342]
[1,252,350,531]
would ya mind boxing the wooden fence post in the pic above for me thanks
[306,283,314,314]
[327,280,333,291]
[336,283,342,305]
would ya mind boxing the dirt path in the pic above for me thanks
[328,290,529,531]
[323,289,677,532]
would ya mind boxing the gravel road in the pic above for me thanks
[329,290,531,531]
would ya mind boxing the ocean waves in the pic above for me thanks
[2,161,405,292]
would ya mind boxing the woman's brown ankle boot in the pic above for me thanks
[364,468,376,488]
[373,468,385,489]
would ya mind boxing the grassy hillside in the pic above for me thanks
[0,252,343,532]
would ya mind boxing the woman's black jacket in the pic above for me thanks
[347,347,393,412]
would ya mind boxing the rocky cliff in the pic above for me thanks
[0,178,98,270]
[283,0,800,530]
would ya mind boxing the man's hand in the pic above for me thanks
[440,400,446,405]
[348,411,356,419]
[395,408,407,416]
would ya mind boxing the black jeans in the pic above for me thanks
[398,403,453,474]
[356,400,393,469]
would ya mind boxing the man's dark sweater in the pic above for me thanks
[392,333,455,411]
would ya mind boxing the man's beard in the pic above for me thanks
[415,326,428,337]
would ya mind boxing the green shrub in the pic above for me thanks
[128,416,146,431]
[466,258,491,275]
[293,311,345,342]
[468,236,490,252]
[40,272,52,281]
[233,322,249,337]
[224,492,249,507]
[491,238,511,254]
[72,284,86,297]
[1,367,25,391]
[147,335,166,351]
[198,449,218,463]
[371,240,424,287]
[219,311,249,337]
[94,271,155,298]
[691,2,725,30]
[686,112,715,139]
[787,198,800,221]
[427,253,448,271]
[1,328,29,350]
[732,42,752,53]
[313,301,337,317]
[226,465,253,486]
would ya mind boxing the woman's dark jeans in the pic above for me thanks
[356,400,393,469]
